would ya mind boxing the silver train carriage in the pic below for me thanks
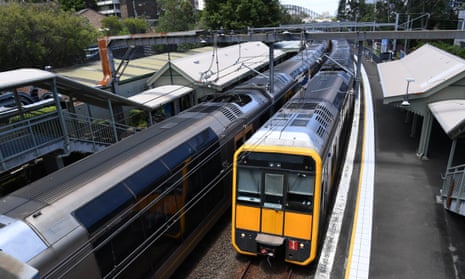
[232,40,355,265]
[0,41,329,278]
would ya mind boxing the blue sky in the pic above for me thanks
[280,0,340,16]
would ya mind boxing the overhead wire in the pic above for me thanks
[44,41,329,278]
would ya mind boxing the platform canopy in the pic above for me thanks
[428,100,465,139]
[0,68,152,110]
[379,44,465,107]
[128,85,193,110]
[146,41,286,91]
[377,43,465,157]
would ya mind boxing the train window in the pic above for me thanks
[186,128,218,151]
[265,173,284,196]
[162,142,193,169]
[237,168,261,203]
[73,184,135,234]
[124,160,170,196]
[286,173,314,212]
[264,173,284,208]
[162,129,218,170]
[288,172,314,195]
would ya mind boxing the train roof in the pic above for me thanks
[0,87,269,222]
[235,41,328,100]
[242,70,352,154]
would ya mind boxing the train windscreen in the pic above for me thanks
[236,152,315,212]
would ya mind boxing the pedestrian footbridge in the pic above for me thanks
[0,68,151,176]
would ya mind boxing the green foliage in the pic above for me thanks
[101,16,149,35]
[201,0,284,30]
[122,18,149,34]
[428,41,465,59]
[101,16,124,35]
[9,106,57,124]
[59,0,87,11]
[280,9,306,25]
[128,109,148,128]
[338,0,456,30]
[0,3,97,71]
[156,0,197,32]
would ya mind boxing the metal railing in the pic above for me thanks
[441,163,465,216]
[0,111,142,173]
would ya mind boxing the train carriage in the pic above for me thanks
[232,40,355,265]
[0,41,328,278]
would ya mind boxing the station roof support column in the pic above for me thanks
[416,110,433,159]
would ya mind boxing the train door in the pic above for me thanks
[260,172,285,236]
[319,163,330,231]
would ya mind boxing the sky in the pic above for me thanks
[280,0,340,16]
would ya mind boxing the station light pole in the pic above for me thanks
[401,77,415,106]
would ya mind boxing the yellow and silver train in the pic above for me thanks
[232,40,355,265]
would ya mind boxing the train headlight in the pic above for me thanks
[299,243,305,249]
[240,233,246,238]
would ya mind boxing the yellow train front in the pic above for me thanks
[232,40,354,265]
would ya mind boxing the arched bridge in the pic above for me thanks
[282,4,321,19]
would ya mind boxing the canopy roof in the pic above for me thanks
[0,68,151,110]
[128,85,193,110]
[146,42,286,90]
[378,44,465,140]
[378,44,465,102]
[428,100,465,139]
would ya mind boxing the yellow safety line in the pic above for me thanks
[344,85,367,279]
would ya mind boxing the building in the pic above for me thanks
[96,0,203,20]
[76,8,106,29]
[97,0,122,17]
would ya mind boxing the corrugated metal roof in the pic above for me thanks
[56,46,214,87]
[0,68,152,110]
[378,44,465,101]
[174,41,285,87]
[428,100,465,139]
[128,85,193,109]
[147,42,285,90]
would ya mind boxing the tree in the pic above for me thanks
[337,0,456,30]
[280,10,307,25]
[60,0,98,11]
[201,0,284,30]
[122,18,149,34]
[156,0,197,32]
[0,3,97,71]
[101,16,124,36]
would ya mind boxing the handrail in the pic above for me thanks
[441,163,465,215]
[0,111,143,173]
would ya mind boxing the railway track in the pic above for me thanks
[238,259,293,279]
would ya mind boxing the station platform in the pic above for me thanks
[362,57,465,279]
[317,57,465,278]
